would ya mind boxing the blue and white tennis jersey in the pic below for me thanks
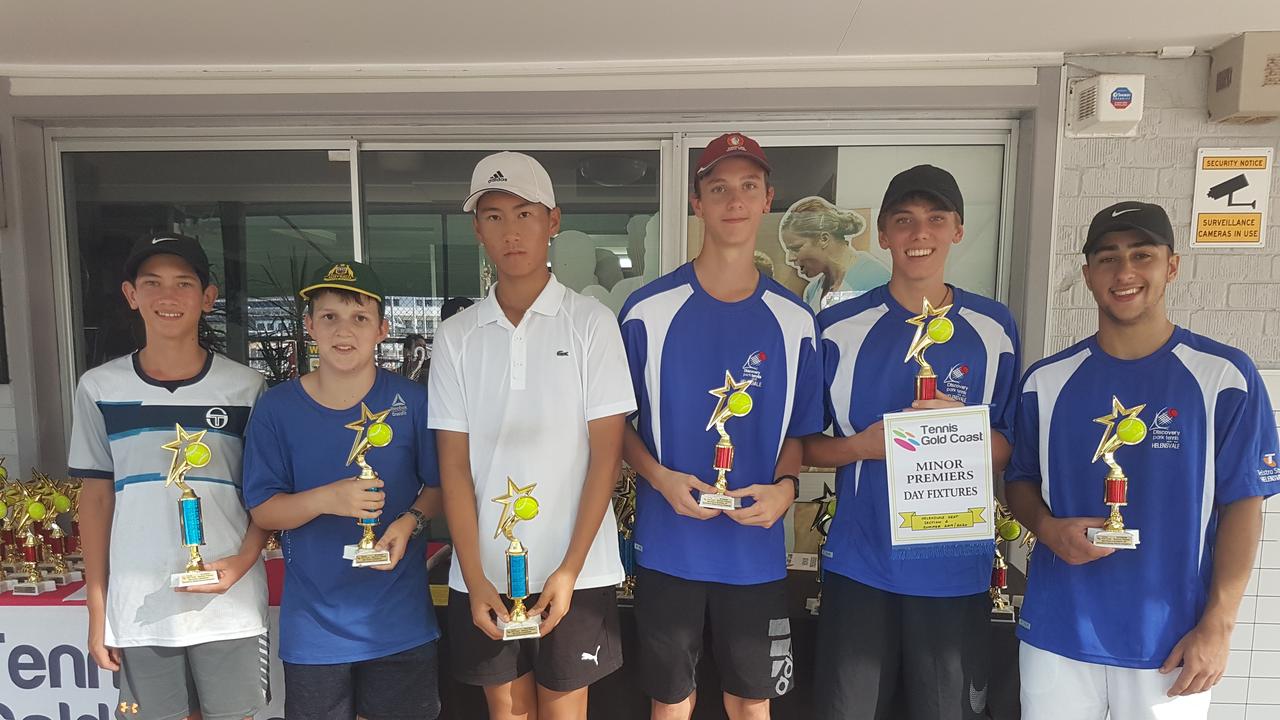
[817,284,1020,597]
[1008,328,1280,669]
[243,369,440,664]
[620,262,824,585]
[67,352,267,647]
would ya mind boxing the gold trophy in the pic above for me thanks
[700,371,755,510]
[990,502,1022,622]
[492,477,542,640]
[343,403,394,567]
[62,479,84,569]
[614,467,638,602]
[1086,396,1147,549]
[31,471,79,584]
[904,298,954,401]
[163,424,221,587]
[805,483,837,615]
[11,481,56,595]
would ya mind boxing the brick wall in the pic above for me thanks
[1051,55,1280,369]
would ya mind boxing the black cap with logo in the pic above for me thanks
[880,165,965,223]
[299,261,385,303]
[124,233,212,286]
[1083,201,1175,256]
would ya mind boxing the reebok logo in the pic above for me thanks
[489,171,508,183]
[1111,207,1141,217]
[391,393,408,417]
[768,618,793,695]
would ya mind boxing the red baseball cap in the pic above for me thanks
[694,132,772,179]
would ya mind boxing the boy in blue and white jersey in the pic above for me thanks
[805,165,1021,720]
[620,133,824,720]
[1006,201,1278,720]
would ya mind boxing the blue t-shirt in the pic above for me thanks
[242,369,441,664]
[817,284,1020,597]
[619,262,825,585]
[1008,328,1280,669]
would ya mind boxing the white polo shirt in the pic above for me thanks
[428,274,636,594]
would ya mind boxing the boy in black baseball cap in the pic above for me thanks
[805,164,1022,720]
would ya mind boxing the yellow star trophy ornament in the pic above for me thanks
[1086,396,1148,549]
[904,297,955,401]
[700,371,755,510]
[491,477,542,640]
[343,403,395,567]
[163,424,220,587]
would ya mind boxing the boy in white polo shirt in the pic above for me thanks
[429,152,636,720]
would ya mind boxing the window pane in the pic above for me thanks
[687,142,1006,312]
[362,148,662,374]
[62,150,354,381]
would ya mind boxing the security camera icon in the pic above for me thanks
[1207,174,1256,208]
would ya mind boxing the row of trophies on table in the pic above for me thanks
[0,462,85,595]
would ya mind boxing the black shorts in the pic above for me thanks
[812,572,990,720]
[282,641,440,720]
[447,584,622,692]
[633,567,794,704]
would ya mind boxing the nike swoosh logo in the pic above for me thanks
[1111,208,1141,217]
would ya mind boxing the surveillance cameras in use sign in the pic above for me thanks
[1191,147,1272,248]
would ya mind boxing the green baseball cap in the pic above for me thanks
[299,261,385,302]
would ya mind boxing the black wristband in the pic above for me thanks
[397,508,427,538]
[775,474,801,500]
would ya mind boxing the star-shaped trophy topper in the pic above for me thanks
[492,477,539,540]
[809,483,837,536]
[345,403,393,467]
[162,424,211,488]
[1092,396,1148,464]
[904,297,955,364]
[706,371,755,432]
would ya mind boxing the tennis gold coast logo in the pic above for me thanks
[324,263,356,282]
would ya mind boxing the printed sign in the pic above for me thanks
[1191,147,1273,248]
[883,405,994,547]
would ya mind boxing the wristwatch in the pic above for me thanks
[775,474,801,500]
[397,508,427,538]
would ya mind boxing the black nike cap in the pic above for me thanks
[1083,201,1175,256]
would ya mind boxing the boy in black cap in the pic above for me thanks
[805,166,1022,720]
[69,233,272,720]
[1005,201,1276,719]
[243,261,444,719]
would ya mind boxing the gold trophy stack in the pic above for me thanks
[164,425,221,587]
[1,460,22,581]
[62,478,84,570]
[344,404,395,567]
[990,502,1023,622]
[11,480,56,595]
[614,467,638,602]
[904,298,955,401]
[1086,397,1147,549]
[492,477,542,640]
[31,471,79,585]
[700,371,755,510]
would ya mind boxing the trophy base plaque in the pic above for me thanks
[499,616,542,641]
[0,579,17,593]
[2,562,22,575]
[343,544,392,568]
[46,571,83,586]
[990,604,1017,623]
[13,580,57,595]
[698,492,740,510]
[805,596,821,615]
[262,548,284,561]
[170,570,220,588]
[1087,527,1140,549]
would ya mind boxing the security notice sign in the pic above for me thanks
[1191,147,1273,248]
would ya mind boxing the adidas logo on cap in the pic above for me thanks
[489,170,507,183]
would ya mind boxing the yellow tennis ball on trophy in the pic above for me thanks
[824,498,837,519]
[0,465,7,481]
[727,391,753,417]
[27,501,47,521]
[184,441,212,468]
[997,518,1023,542]
[1116,417,1147,445]
[513,496,539,521]
[0,500,8,517]
[52,493,72,514]
[926,317,954,344]
[367,422,394,448]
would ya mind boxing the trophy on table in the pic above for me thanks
[11,482,56,595]
[614,466,638,602]
[163,425,221,587]
[1,462,21,576]
[805,483,838,615]
[492,477,542,640]
[63,479,84,569]
[31,471,79,585]
[904,298,955,401]
[990,502,1023,622]
[1086,396,1147,549]
[700,371,755,510]
[343,403,394,567]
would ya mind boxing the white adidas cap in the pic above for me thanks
[462,151,557,213]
